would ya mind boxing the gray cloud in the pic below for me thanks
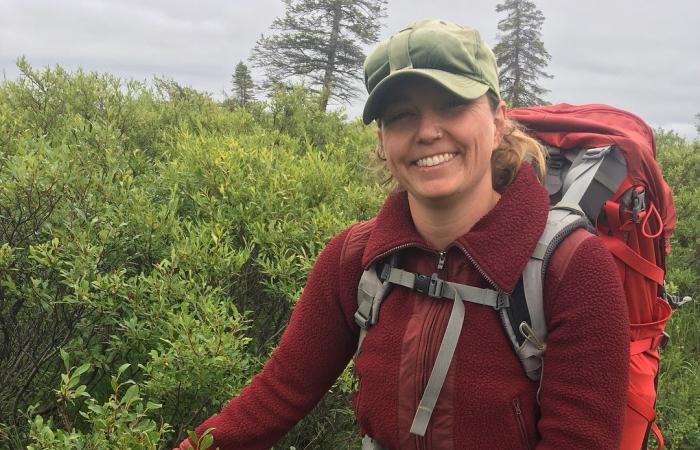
[1,0,698,139]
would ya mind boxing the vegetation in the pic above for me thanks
[230,62,256,107]
[0,60,697,449]
[493,0,553,106]
[0,59,381,449]
[250,0,386,110]
[655,130,700,449]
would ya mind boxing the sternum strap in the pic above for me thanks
[384,267,503,436]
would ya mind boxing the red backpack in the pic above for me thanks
[352,104,678,450]
[509,103,677,449]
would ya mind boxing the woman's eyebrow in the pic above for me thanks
[384,96,411,107]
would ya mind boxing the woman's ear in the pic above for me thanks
[493,100,507,147]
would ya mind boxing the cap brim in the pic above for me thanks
[362,69,490,124]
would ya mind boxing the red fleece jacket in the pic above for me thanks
[188,164,629,449]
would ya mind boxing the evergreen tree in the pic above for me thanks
[251,0,386,111]
[231,61,256,106]
[493,0,553,106]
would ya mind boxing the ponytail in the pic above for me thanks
[487,93,547,192]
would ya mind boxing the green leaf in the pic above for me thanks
[201,433,214,449]
[121,384,139,406]
[73,362,91,378]
[60,349,70,368]
[117,363,131,377]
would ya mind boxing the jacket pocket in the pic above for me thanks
[512,398,532,450]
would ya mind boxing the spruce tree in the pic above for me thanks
[251,0,386,111]
[493,0,553,106]
[231,61,256,106]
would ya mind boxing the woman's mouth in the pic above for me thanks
[415,152,457,168]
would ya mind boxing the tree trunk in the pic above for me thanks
[320,3,342,112]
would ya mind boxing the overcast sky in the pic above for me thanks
[1,0,698,140]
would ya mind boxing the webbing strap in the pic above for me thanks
[410,289,465,436]
[651,421,664,450]
[385,267,503,308]
[355,261,396,360]
[627,390,656,423]
[560,146,612,209]
[518,208,583,383]
[628,390,664,450]
[442,282,503,308]
[599,234,665,285]
[630,336,661,356]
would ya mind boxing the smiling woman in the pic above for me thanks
[179,19,629,450]
[375,81,504,249]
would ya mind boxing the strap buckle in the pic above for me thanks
[631,187,646,223]
[582,146,612,160]
[414,273,444,298]
[494,292,510,310]
[379,263,392,281]
[354,311,371,329]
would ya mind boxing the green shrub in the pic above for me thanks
[0,60,382,449]
[655,131,700,449]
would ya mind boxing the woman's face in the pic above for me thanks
[377,77,505,207]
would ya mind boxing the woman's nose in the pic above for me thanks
[416,112,444,143]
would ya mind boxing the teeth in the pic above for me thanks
[416,153,456,167]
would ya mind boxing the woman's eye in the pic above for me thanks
[383,110,413,123]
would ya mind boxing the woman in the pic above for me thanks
[180,19,629,449]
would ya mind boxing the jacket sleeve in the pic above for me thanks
[536,236,629,449]
[189,228,359,450]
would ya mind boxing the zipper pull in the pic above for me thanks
[437,251,447,271]
[513,398,522,415]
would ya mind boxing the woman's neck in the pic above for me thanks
[408,189,501,251]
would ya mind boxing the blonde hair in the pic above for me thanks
[487,93,547,192]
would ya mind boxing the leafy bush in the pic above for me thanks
[25,352,169,450]
[655,130,700,449]
[0,60,380,449]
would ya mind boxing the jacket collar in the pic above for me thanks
[362,163,550,294]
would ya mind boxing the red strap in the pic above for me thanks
[602,200,623,233]
[598,234,665,285]
[629,336,661,356]
[627,390,656,423]
[627,389,664,450]
[642,202,663,239]
[651,421,664,450]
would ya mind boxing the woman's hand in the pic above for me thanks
[173,438,193,449]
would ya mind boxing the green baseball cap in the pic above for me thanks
[362,19,500,124]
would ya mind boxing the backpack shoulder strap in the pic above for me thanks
[339,218,395,356]
[504,207,594,381]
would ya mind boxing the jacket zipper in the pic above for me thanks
[415,250,448,449]
[365,243,430,270]
[436,251,447,271]
[454,243,506,293]
[512,398,532,450]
